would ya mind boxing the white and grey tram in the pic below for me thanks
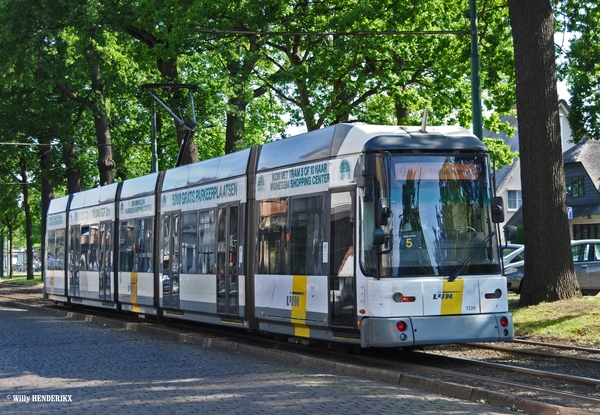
[44,123,514,348]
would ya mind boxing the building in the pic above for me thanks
[494,100,599,240]
[562,138,600,239]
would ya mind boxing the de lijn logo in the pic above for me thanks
[257,175,265,192]
[286,291,303,307]
[433,291,458,300]
[339,159,351,181]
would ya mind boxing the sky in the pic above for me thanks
[558,80,570,101]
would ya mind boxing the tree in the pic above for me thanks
[507,0,580,306]
[555,1,600,142]
[0,174,23,279]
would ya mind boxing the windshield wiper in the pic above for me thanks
[447,232,495,282]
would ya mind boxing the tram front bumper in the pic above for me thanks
[360,313,514,348]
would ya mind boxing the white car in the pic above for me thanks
[503,245,525,265]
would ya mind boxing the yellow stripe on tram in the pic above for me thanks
[290,275,310,338]
[50,274,55,296]
[131,272,141,313]
[440,278,464,315]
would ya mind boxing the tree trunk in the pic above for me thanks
[63,140,81,194]
[225,94,249,154]
[93,110,116,185]
[6,221,13,278]
[87,50,116,185]
[18,156,34,280]
[395,102,410,125]
[225,109,244,155]
[40,140,54,275]
[126,26,199,166]
[224,40,264,154]
[507,0,580,305]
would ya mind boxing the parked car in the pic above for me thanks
[503,245,525,265]
[504,239,600,294]
[501,244,524,261]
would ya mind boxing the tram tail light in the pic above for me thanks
[500,316,509,328]
[392,292,415,303]
[484,288,502,299]
[395,320,408,332]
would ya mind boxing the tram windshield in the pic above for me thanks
[360,154,501,278]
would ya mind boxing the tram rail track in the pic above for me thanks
[1,283,599,414]
[464,341,600,364]
[513,338,600,354]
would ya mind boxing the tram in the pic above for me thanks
[44,123,514,348]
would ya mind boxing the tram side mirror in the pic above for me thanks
[373,228,392,254]
[504,225,517,242]
[377,197,391,226]
[372,228,387,246]
[491,196,504,223]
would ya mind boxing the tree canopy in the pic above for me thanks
[0,0,593,296]
[555,0,600,142]
[0,0,521,192]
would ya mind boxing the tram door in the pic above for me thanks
[162,212,181,310]
[217,204,239,316]
[98,221,113,301]
[329,191,356,329]
[69,226,81,297]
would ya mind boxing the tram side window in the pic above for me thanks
[54,229,65,270]
[330,192,354,277]
[119,220,135,272]
[47,230,56,270]
[198,210,216,274]
[258,199,288,274]
[182,212,198,274]
[359,188,377,277]
[88,225,99,270]
[291,195,324,275]
[70,226,81,272]
[80,225,91,271]
[136,218,154,272]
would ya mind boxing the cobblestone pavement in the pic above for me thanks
[0,302,520,415]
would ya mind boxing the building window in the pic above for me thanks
[566,176,585,198]
[507,190,522,210]
[573,224,600,240]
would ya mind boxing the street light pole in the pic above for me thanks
[151,101,158,173]
[470,0,483,140]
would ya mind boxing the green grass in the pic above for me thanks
[509,292,600,346]
[0,273,43,286]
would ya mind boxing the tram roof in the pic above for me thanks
[162,148,251,191]
[363,125,487,153]
[70,182,119,210]
[48,195,70,215]
[120,172,160,200]
[257,124,486,171]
